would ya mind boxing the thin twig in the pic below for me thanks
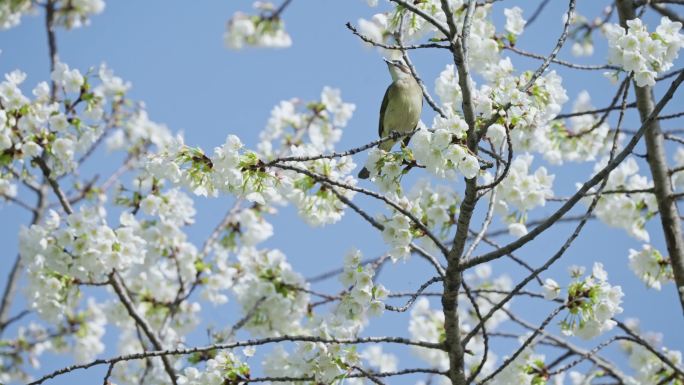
[384,276,443,312]
[503,45,619,71]
[345,22,449,50]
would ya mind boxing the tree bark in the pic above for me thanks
[616,0,684,317]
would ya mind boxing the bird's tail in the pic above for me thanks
[357,167,370,179]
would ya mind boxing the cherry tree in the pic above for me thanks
[0,1,683,385]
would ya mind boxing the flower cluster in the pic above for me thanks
[224,2,292,49]
[263,343,360,384]
[232,247,309,336]
[192,206,272,306]
[362,147,410,192]
[0,0,104,30]
[0,322,54,383]
[20,208,146,316]
[373,180,461,258]
[0,58,193,377]
[587,157,657,241]
[381,198,421,259]
[178,351,251,385]
[283,149,357,226]
[262,250,386,383]
[356,13,392,55]
[106,109,173,152]
[392,1,501,72]
[537,91,615,165]
[258,87,355,157]
[147,88,356,226]
[437,57,569,158]
[412,126,480,179]
[359,1,502,72]
[114,185,202,314]
[490,348,552,385]
[435,64,463,107]
[497,69,569,144]
[0,0,31,30]
[16,210,117,364]
[225,207,274,250]
[0,63,148,179]
[567,12,596,57]
[359,346,398,373]
[139,187,196,225]
[628,244,673,290]
[147,134,245,198]
[620,320,683,385]
[54,0,106,29]
[407,179,461,239]
[338,249,388,322]
[486,154,554,237]
[434,53,574,168]
[560,263,624,340]
[604,17,684,87]
[504,7,526,37]
[0,172,16,200]
[443,58,569,150]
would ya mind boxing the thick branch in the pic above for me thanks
[616,0,684,317]
[440,2,477,385]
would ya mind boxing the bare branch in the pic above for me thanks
[345,22,450,50]
[503,45,619,71]
[385,276,443,312]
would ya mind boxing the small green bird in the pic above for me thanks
[358,58,423,179]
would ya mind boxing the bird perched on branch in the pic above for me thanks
[357,57,423,179]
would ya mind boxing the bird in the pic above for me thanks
[357,57,423,179]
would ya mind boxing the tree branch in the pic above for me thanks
[616,0,684,317]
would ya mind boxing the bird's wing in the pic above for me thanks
[378,83,394,138]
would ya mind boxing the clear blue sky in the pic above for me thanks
[0,1,682,384]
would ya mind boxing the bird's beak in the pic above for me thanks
[382,57,393,66]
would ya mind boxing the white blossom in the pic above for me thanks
[560,263,624,339]
[504,7,526,36]
[224,4,292,49]
[587,157,656,241]
[542,278,561,300]
[628,244,673,290]
[604,17,684,87]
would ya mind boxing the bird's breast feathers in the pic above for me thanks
[382,80,423,136]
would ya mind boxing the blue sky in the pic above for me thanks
[1,1,682,384]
